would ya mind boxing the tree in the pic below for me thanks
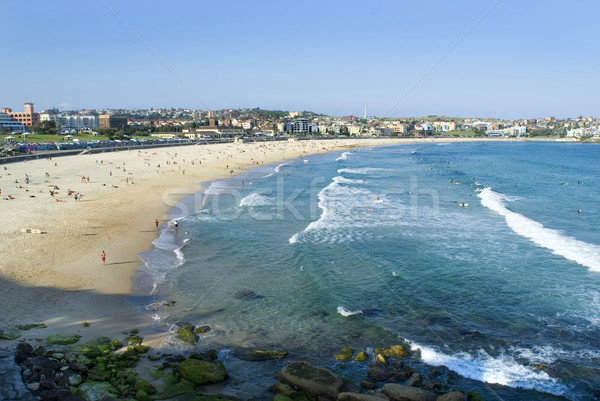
[31,120,58,135]
[96,127,124,139]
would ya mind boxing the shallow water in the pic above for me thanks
[131,142,600,400]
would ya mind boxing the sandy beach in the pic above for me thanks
[0,137,497,344]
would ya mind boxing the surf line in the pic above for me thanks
[478,187,600,272]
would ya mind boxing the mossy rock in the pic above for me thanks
[88,364,111,381]
[76,381,114,400]
[273,394,293,401]
[16,323,47,331]
[179,359,228,385]
[0,327,21,340]
[466,391,485,401]
[278,361,342,400]
[194,325,211,334]
[354,351,368,362]
[176,327,197,344]
[135,379,157,395]
[134,344,150,354]
[232,348,288,361]
[125,334,144,346]
[374,345,408,358]
[334,347,354,361]
[47,334,81,345]
[135,389,151,401]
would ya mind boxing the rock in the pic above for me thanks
[76,381,114,401]
[178,359,228,385]
[16,323,47,331]
[39,388,62,401]
[531,363,547,371]
[334,347,353,361]
[303,310,329,318]
[421,380,436,390]
[270,382,296,396]
[47,334,80,345]
[234,290,264,300]
[135,389,151,401]
[15,342,35,363]
[232,348,288,361]
[273,394,293,401]
[29,355,59,379]
[27,382,40,392]
[338,393,389,401]
[360,380,377,390]
[465,391,484,401]
[361,308,384,316]
[134,379,157,395]
[62,396,87,401]
[0,327,21,340]
[278,361,343,400]
[407,372,422,387]
[88,364,111,381]
[374,345,408,358]
[437,391,465,401]
[77,354,92,366]
[354,351,368,362]
[382,383,437,401]
[367,366,390,381]
[376,354,388,366]
[67,373,83,387]
[175,327,197,344]
[195,325,211,334]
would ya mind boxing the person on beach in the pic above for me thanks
[155,219,159,228]
[101,251,106,266]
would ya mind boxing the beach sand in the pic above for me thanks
[0,137,495,345]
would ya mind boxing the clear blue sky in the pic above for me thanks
[1,0,598,119]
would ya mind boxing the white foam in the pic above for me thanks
[336,151,353,162]
[274,162,290,173]
[337,306,363,317]
[240,192,274,207]
[478,187,600,271]
[288,175,375,244]
[337,167,389,175]
[288,174,408,244]
[332,176,363,185]
[408,340,567,396]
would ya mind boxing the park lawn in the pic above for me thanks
[13,134,111,142]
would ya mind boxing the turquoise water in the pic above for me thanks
[134,142,600,400]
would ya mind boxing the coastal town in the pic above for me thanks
[1,103,599,148]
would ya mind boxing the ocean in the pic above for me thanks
[130,141,600,400]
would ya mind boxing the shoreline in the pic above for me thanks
[0,137,516,345]
[0,137,403,345]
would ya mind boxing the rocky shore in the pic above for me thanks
[1,324,487,401]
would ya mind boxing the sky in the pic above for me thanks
[1,0,599,119]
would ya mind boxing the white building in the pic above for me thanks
[293,118,309,135]
[349,125,361,135]
[40,112,99,131]
[433,121,457,132]
[510,126,527,136]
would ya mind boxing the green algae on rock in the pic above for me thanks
[178,359,228,385]
[373,345,408,358]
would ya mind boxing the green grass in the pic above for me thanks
[445,130,483,137]
[4,133,111,142]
